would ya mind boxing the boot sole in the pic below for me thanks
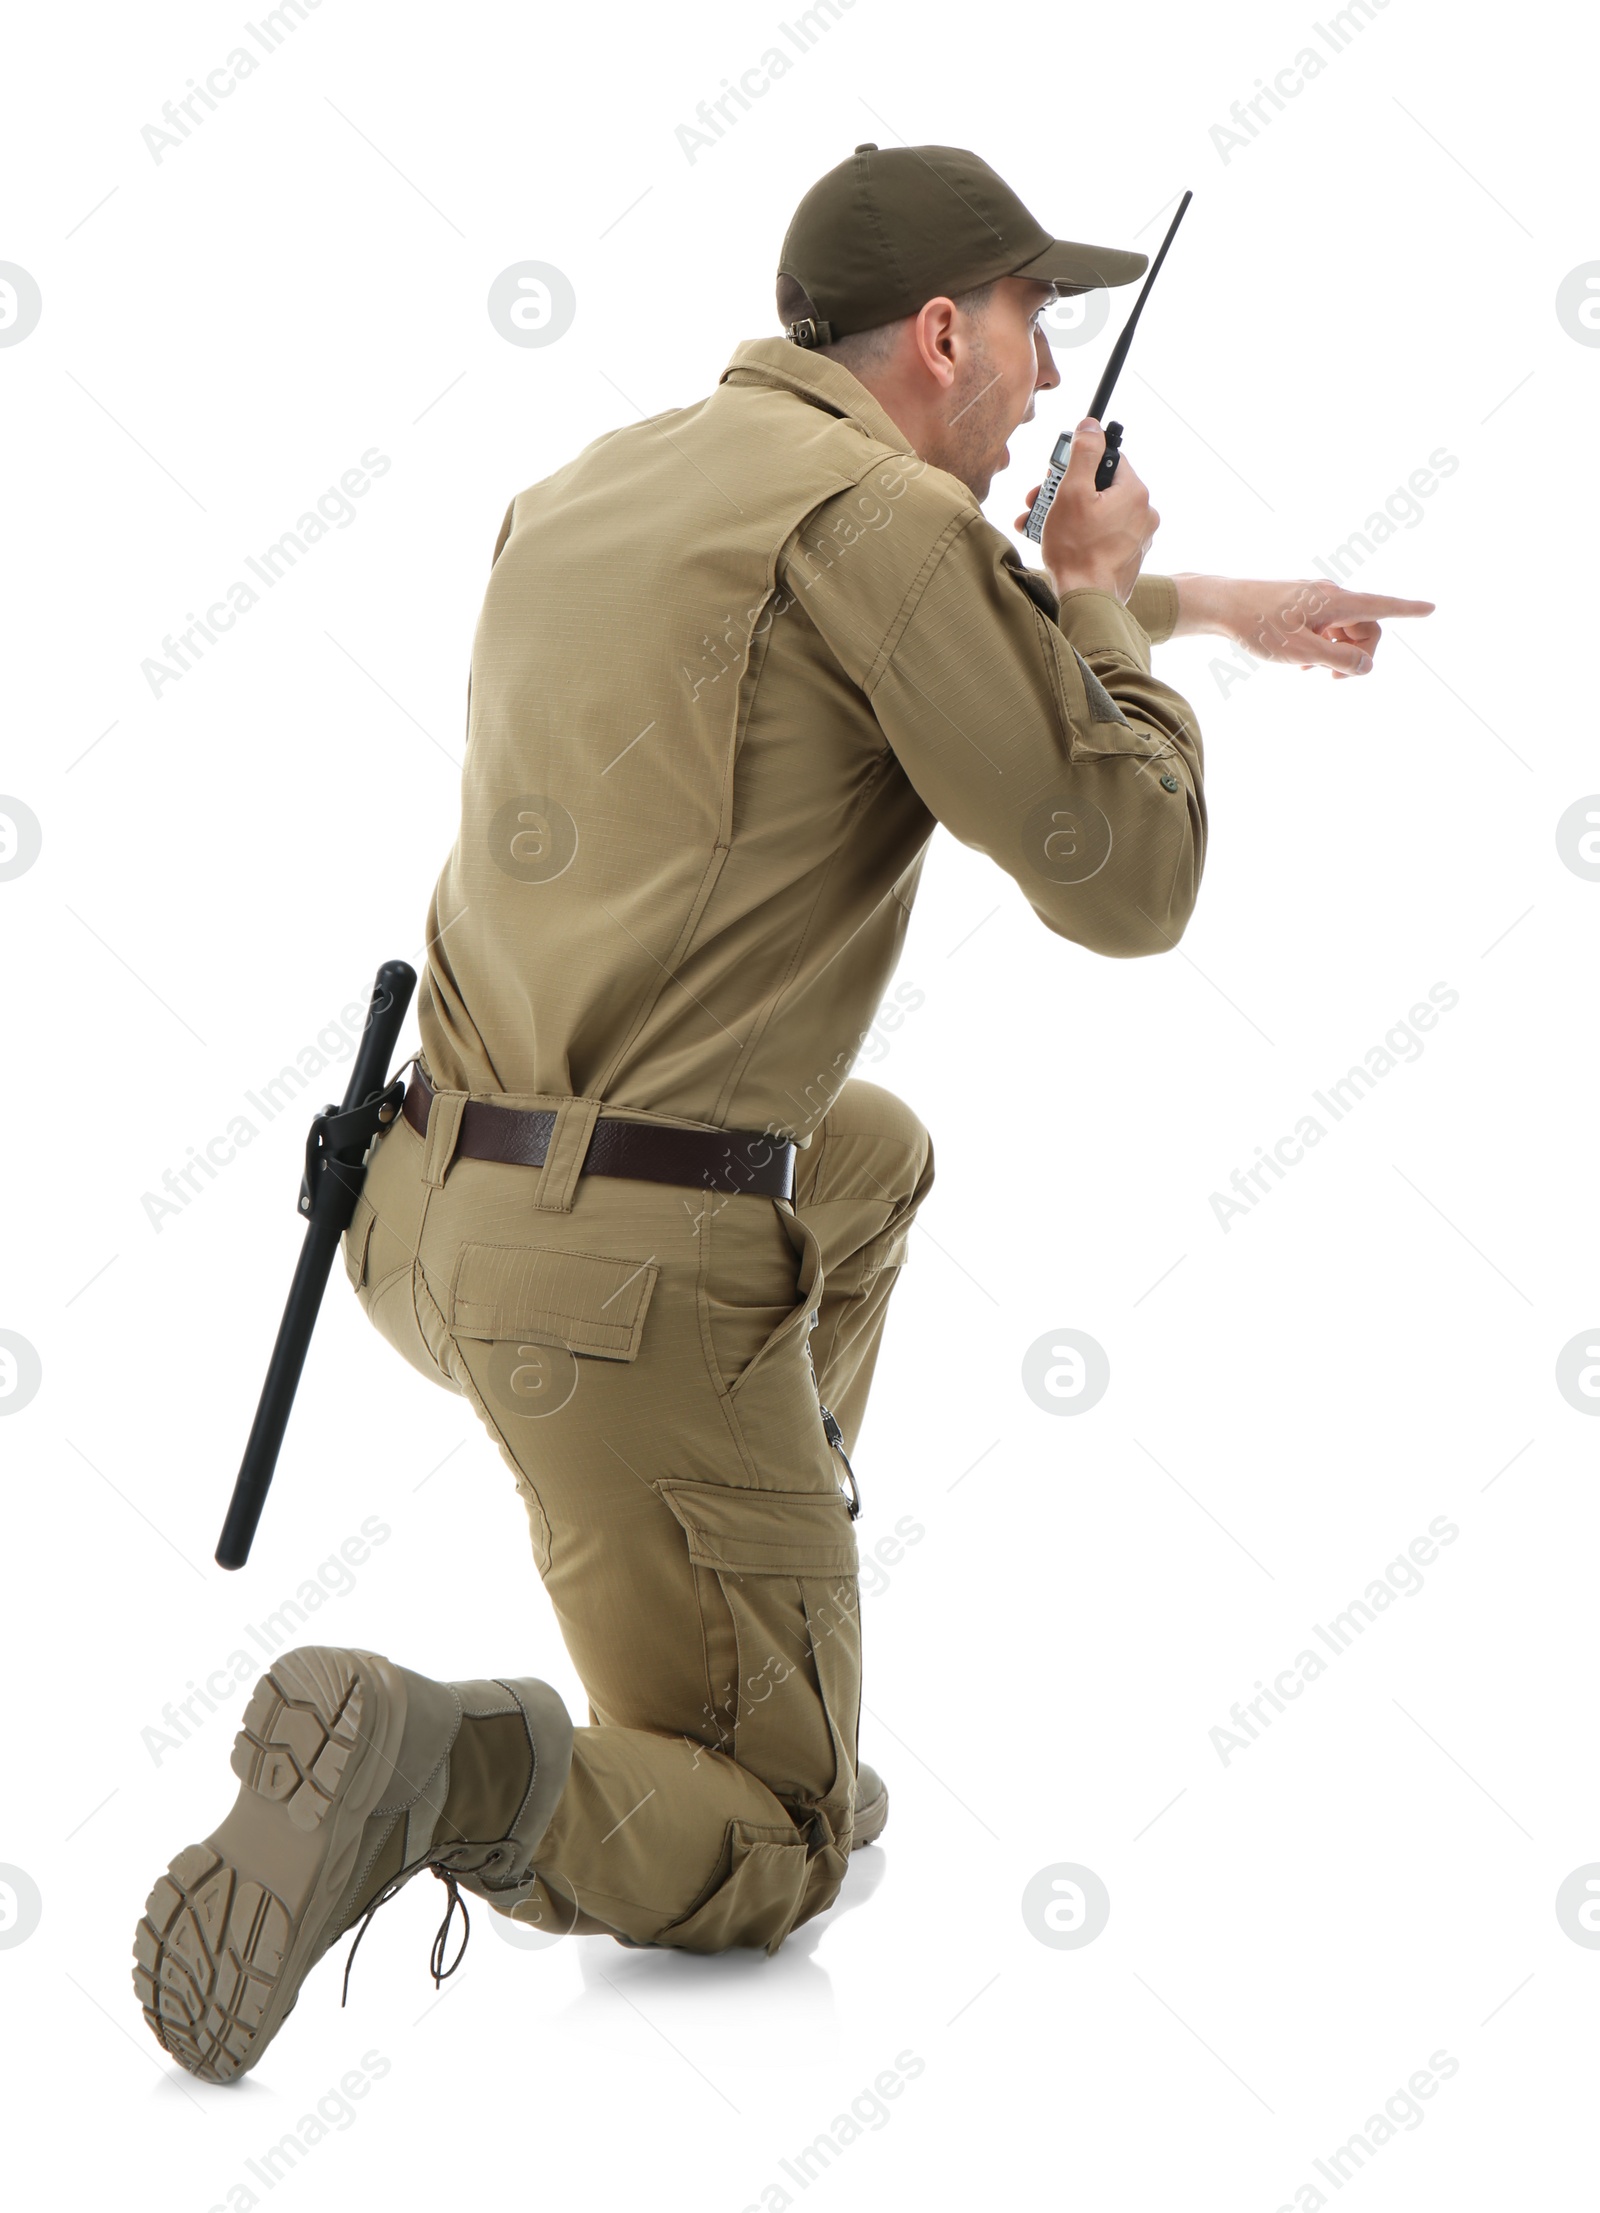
[132,1646,406,2084]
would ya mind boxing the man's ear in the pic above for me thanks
[911,298,959,386]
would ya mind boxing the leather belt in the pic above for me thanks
[401,1072,795,1201]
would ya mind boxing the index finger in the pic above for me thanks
[1313,592,1436,620]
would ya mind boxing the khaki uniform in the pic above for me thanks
[418,337,1205,1127]
[347,338,1206,1950]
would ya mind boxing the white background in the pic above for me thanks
[3,0,1597,2206]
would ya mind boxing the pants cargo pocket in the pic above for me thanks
[655,1478,861,1824]
[442,1240,660,1575]
[654,1817,814,1955]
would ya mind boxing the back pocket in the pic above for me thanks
[445,1239,660,1421]
[447,1241,659,1359]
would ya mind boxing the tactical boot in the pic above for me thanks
[132,1645,572,2084]
[852,1762,889,1849]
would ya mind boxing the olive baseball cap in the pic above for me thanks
[777,143,1148,345]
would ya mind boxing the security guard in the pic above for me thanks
[134,145,1431,2081]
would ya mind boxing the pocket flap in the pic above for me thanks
[656,1818,809,1955]
[657,1479,858,1577]
[447,1242,658,1360]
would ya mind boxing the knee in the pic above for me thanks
[827,1078,929,1155]
[805,1080,935,1210]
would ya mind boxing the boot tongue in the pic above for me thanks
[437,1710,539,1847]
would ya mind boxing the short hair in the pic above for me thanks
[775,272,1000,373]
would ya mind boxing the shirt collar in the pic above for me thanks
[719,336,919,459]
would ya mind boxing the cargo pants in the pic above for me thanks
[342,1067,933,1953]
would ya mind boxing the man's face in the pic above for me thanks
[933,277,1061,501]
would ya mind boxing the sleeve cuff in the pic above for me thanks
[1127,573,1178,645]
[1053,587,1157,665]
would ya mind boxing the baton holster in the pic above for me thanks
[297,1071,409,1220]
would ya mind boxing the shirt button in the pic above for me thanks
[1159,772,1180,791]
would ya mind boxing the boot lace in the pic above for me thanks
[340,1853,472,2006]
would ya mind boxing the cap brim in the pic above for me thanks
[1010,239,1148,297]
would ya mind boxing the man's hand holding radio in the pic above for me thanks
[1019,417,1158,605]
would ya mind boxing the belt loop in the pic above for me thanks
[420,1089,468,1187]
[531,1097,602,1213]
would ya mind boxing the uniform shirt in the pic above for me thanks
[416,336,1207,1142]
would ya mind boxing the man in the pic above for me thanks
[133,145,1432,2082]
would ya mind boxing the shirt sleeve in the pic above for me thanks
[858,515,1207,958]
[1127,571,1179,644]
[1013,564,1177,644]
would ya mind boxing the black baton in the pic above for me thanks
[215,959,417,1569]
